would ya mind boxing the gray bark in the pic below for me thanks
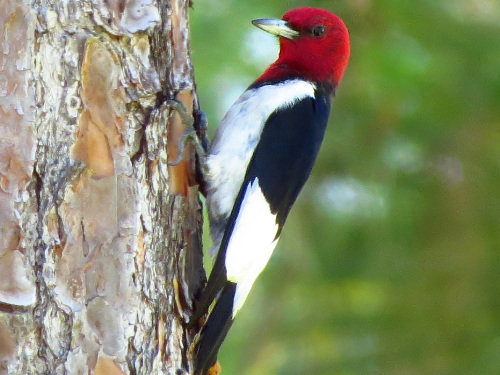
[0,0,205,374]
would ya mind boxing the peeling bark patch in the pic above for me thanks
[87,297,126,357]
[158,315,165,353]
[170,0,193,88]
[120,0,160,33]
[53,166,141,361]
[56,172,138,311]
[72,38,127,179]
[95,356,126,375]
[167,90,195,196]
[136,228,146,271]
[0,250,36,306]
[207,361,222,375]
[0,1,36,306]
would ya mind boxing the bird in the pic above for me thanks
[192,7,350,375]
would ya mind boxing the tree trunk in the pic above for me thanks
[0,0,205,374]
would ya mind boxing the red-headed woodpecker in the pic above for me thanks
[192,7,350,375]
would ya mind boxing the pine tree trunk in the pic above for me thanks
[0,0,205,374]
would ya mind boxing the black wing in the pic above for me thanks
[246,90,331,233]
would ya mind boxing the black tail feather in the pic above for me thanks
[194,282,237,375]
[188,254,228,327]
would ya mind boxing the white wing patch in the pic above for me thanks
[224,178,279,317]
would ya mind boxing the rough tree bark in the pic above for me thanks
[0,0,205,374]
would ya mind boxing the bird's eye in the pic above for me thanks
[312,25,326,37]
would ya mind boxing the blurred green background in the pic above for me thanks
[189,0,500,374]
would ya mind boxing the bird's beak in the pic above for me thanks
[251,18,299,40]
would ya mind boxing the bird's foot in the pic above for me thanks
[167,99,209,195]
[167,99,208,166]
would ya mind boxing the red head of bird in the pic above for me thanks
[253,7,350,89]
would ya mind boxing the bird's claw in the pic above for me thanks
[168,127,199,166]
[166,99,195,128]
[167,99,208,167]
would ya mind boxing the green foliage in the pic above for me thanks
[190,1,500,373]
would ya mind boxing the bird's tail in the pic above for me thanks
[194,281,237,375]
